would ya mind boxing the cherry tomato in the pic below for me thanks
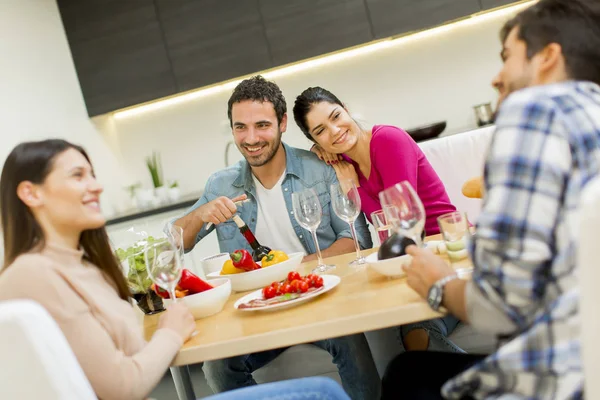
[269,282,280,294]
[287,271,301,282]
[281,283,293,294]
[299,281,309,293]
[306,275,318,288]
[289,280,301,293]
[314,276,324,288]
[262,286,276,299]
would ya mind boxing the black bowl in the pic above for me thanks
[406,121,447,142]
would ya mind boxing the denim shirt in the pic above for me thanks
[184,143,373,255]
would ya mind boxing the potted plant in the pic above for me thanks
[168,180,181,203]
[146,151,167,204]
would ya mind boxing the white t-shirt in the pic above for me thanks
[252,172,306,255]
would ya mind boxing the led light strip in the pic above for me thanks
[113,0,536,120]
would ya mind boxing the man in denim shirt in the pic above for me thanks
[175,76,379,399]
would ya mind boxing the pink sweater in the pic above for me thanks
[346,125,456,235]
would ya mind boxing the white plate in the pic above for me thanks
[206,252,304,292]
[234,274,341,312]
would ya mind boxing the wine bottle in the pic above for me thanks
[378,232,416,260]
[232,215,272,262]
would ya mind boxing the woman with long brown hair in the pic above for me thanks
[0,139,354,400]
[0,139,196,399]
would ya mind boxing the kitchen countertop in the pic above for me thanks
[106,191,203,226]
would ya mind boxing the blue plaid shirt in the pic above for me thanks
[443,81,600,399]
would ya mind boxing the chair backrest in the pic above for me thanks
[578,176,600,399]
[0,300,96,399]
[418,126,495,224]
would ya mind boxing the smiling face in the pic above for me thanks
[231,100,287,167]
[491,26,538,107]
[26,148,105,232]
[304,101,361,154]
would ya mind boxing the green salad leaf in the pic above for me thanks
[115,236,162,294]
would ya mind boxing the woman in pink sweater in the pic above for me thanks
[0,139,350,400]
[293,88,456,236]
[293,87,462,353]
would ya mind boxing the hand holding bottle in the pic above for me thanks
[201,196,249,229]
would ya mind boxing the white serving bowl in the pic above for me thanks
[165,278,231,319]
[206,252,304,292]
[365,252,412,278]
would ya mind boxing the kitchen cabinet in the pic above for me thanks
[479,0,520,10]
[364,0,480,39]
[258,0,373,66]
[155,0,272,92]
[57,0,177,116]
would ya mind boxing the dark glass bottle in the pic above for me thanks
[232,215,272,262]
[378,233,415,260]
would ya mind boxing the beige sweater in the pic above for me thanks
[0,243,183,400]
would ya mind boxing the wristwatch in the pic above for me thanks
[427,274,459,311]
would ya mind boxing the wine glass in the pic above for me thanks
[371,207,395,245]
[378,181,426,248]
[164,222,185,265]
[331,180,366,267]
[144,239,183,303]
[291,188,336,273]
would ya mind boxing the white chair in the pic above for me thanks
[0,300,95,399]
[419,126,495,224]
[578,176,600,399]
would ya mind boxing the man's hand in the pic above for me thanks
[403,245,456,299]
[197,194,247,226]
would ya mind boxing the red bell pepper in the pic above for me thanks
[151,284,188,299]
[230,249,260,271]
[178,269,214,294]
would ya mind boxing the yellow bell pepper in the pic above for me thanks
[220,259,245,275]
[261,250,289,267]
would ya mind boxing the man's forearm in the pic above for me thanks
[441,279,469,323]
[174,211,205,251]
[302,238,355,262]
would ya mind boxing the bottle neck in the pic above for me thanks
[232,215,261,250]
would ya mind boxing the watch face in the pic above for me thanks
[428,285,441,309]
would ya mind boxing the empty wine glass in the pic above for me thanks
[164,222,185,265]
[292,188,336,273]
[144,239,183,303]
[379,181,426,248]
[331,180,366,267]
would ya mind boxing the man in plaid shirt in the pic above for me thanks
[382,1,600,399]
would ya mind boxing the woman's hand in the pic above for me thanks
[158,302,196,342]
[310,144,342,165]
[332,161,360,188]
[403,245,455,299]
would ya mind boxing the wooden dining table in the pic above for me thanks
[143,235,473,400]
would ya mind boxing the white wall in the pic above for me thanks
[0,0,132,216]
[99,10,512,217]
